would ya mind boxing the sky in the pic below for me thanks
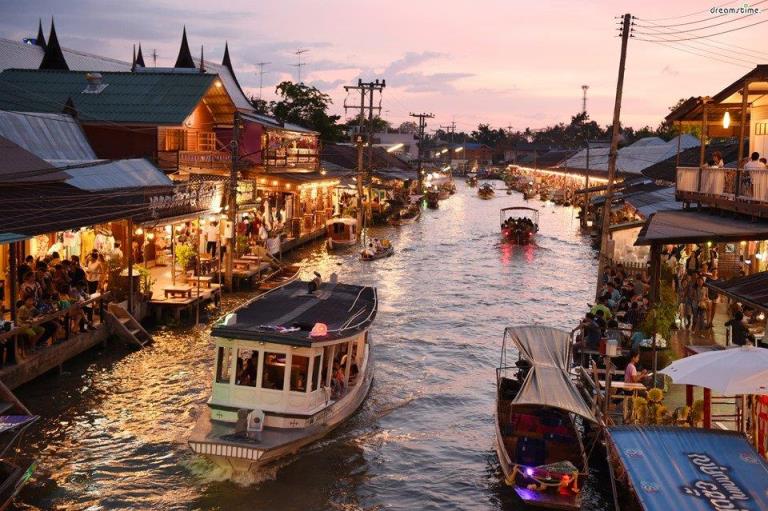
[0,0,765,133]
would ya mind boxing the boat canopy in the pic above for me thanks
[326,217,357,226]
[608,426,768,511]
[503,326,597,422]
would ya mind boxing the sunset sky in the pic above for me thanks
[1,0,764,133]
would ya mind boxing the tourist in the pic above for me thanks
[678,273,691,329]
[49,251,61,266]
[624,301,642,329]
[205,221,220,256]
[590,297,612,321]
[69,256,86,288]
[17,255,33,285]
[692,275,710,330]
[745,152,766,170]
[85,252,103,295]
[624,351,648,384]
[52,264,70,291]
[97,253,108,291]
[725,311,754,346]
[20,271,41,303]
[111,242,124,264]
[711,151,724,168]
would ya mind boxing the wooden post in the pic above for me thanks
[736,80,750,197]
[703,387,712,428]
[356,135,365,243]
[225,111,240,290]
[649,242,662,303]
[697,101,708,196]
[686,384,693,407]
[170,223,176,286]
[325,344,336,388]
[596,13,632,295]
[127,218,134,315]
[8,242,17,321]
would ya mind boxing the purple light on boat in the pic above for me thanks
[525,468,534,477]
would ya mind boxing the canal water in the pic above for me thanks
[15,182,609,510]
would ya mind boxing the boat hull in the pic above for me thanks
[327,238,357,250]
[390,210,421,226]
[361,246,394,261]
[189,353,374,475]
[258,264,301,290]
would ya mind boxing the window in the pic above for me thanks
[311,355,322,391]
[756,122,768,136]
[235,349,259,387]
[216,346,233,384]
[261,352,286,390]
[290,355,310,392]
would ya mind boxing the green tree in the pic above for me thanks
[249,96,270,115]
[270,81,345,141]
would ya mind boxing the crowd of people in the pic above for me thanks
[7,250,110,362]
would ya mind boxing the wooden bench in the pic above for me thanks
[164,286,192,299]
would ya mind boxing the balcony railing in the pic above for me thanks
[179,150,232,172]
[676,166,768,218]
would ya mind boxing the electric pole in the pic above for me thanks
[440,121,456,144]
[411,112,435,192]
[255,61,271,100]
[596,13,633,295]
[581,84,589,115]
[225,111,241,290]
[344,79,386,241]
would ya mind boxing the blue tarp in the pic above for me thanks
[608,426,768,511]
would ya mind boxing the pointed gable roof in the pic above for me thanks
[221,41,241,89]
[174,27,195,68]
[35,19,46,49]
[40,19,69,70]
[136,44,146,67]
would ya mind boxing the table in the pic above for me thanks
[164,286,192,299]
[233,259,254,270]
[599,380,647,393]
[193,276,213,288]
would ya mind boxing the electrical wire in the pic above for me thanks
[637,21,768,60]
[641,0,740,21]
[633,16,768,42]
[635,0,766,32]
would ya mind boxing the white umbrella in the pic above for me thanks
[659,345,768,395]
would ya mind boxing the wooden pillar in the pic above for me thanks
[698,101,708,194]
[170,223,176,286]
[686,384,693,407]
[343,340,353,388]
[8,242,17,321]
[127,218,134,315]
[736,80,750,197]
[703,387,712,428]
[325,344,335,387]
[649,242,662,303]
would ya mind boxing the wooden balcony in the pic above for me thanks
[676,166,768,218]
[178,150,232,172]
[264,148,319,169]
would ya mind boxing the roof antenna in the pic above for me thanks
[200,45,205,73]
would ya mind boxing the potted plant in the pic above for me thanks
[136,264,156,300]
[174,243,196,283]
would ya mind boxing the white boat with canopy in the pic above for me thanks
[189,277,377,475]
[495,326,596,510]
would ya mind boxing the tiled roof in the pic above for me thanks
[0,69,217,124]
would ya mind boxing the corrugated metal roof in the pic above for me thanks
[0,135,69,182]
[636,210,768,245]
[0,37,131,72]
[623,186,682,218]
[65,158,173,191]
[0,110,96,164]
[0,69,217,124]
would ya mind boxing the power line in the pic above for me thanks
[634,2,766,35]
[640,0,739,21]
[636,20,768,60]
[633,15,768,41]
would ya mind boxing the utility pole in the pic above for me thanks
[225,111,240,290]
[597,13,633,294]
[440,121,456,144]
[344,79,386,241]
[151,49,158,67]
[255,61,271,99]
[294,49,308,83]
[411,112,434,192]
[581,85,589,115]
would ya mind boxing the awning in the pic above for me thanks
[65,158,173,191]
[706,272,768,312]
[607,426,768,511]
[504,326,597,422]
[635,209,768,245]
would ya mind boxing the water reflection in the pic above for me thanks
[14,182,600,510]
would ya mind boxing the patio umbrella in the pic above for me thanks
[659,345,768,395]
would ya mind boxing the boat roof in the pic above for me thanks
[326,217,357,226]
[503,326,597,422]
[500,206,538,212]
[212,281,377,347]
[607,426,768,511]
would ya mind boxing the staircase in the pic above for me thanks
[106,303,154,348]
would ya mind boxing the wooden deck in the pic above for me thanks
[148,283,222,322]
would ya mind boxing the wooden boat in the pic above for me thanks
[478,183,495,199]
[360,242,394,261]
[0,385,39,510]
[501,207,539,244]
[390,206,421,226]
[258,264,301,290]
[326,217,357,249]
[189,280,378,476]
[496,326,595,510]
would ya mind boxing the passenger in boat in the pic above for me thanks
[331,363,345,398]
[237,353,259,386]
[362,243,375,258]
[308,272,322,293]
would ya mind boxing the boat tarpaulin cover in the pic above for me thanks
[608,426,768,511]
[504,325,597,422]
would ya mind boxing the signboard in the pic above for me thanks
[137,181,221,223]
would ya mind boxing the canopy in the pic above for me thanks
[659,345,768,395]
[706,272,768,313]
[608,426,768,511]
[635,210,768,245]
[503,326,597,422]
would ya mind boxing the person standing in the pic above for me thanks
[205,221,220,257]
[85,252,103,295]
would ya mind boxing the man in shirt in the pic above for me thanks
[744,152,766,170]
[205,222,220,256]
[725,311,755,346]
[69,256,86,289]
[590,297,613,321]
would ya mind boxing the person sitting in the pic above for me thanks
[745,151,766,170]
[307,271,322,293]
[624,351,648,384]
[725,311,755,346]
[590,297,613,320]
[17,295,44,357]
[362,243,375,257]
